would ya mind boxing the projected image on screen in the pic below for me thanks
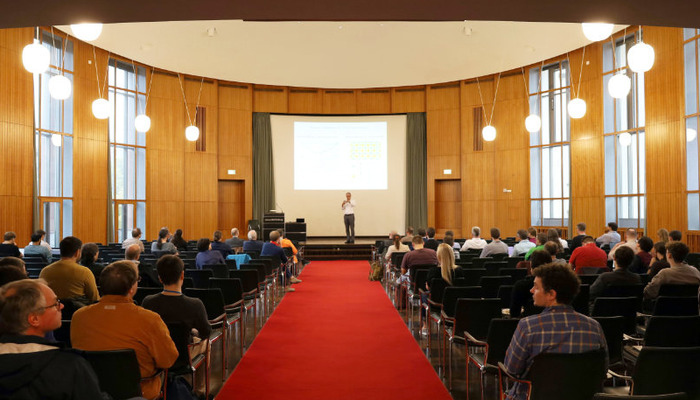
[294,121,388,190]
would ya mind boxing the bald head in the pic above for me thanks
[125,244,141,261]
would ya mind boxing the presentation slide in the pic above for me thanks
[271,115,406,237]
[294,121,388,190]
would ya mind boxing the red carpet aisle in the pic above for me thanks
[217,260,452,400]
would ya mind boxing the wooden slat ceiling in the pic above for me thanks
[3,0,699,29]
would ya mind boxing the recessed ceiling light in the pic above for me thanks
[207,27,217,37]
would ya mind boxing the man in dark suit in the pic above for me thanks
[570,222,587,251]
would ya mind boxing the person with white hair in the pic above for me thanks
[225,227,244,249]
[460,226,487,251]
[243,229,264,252]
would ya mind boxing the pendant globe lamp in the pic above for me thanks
[582,23,614,42]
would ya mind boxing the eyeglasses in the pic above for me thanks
[40,299,62,311]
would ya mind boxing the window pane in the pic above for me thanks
[689,193,700,230]
[40,71,61,132]
[638,130,646,193]
[563,199,570,227]
[542,147,551,198]
[551,146,562,198]
[138,66,147,92]
[43,202,60,248]
[684,28,698,41]
[529,94,540,146]
[553,92,562,143]
[63,135,72,198]
[561,87,570,142]
[618,196,639,228]
[137,94,147,146]
[687,117,699,191]
[530,148,541,198]
[63,73,74,134]
[603,41,613,72]
[41,132,61,197]
[563,145,570,197]
[605,197,616,225]
[604,135,616,195]
[127,147,136,199]
[137,202,146,235]
[531,201,542,226]
[115,146,126,199]
[529,67,539,94]
[637,71,645,127]
[603,74,614,134]
[62,200,72,239]
[116,203,135,243]
[137,148,146,200]
[684,41,697,116]
[541,92,550,145]
[640,196,646,229]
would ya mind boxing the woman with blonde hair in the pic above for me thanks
[420,243,457,335]
[657,228,669,244]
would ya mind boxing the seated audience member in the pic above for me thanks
[278,229,299,265]
[480,228,508,258]
[0,279,108,400]
[380,231,397,257]
[629,236,653,274]
[125,244,142,265]
[151,228,178,254]
[544,241,566,264]
[0,257,28,287]
[569,236,608,274]
[0,232,21,258]
[510,250,552,318]
[570,223,587,251]
[385,234,409,262]
[23,232,51,262]
[421,243,457,335]
[39,237,99,306]
[242,230,264,253]
[423,227,439,251]
[400,235,438,273]
[527,227,538,244]
[590,246,641,303]
[648,242,670,278]
[524,233,548,260]
[513,229,536,256]
[417,227,427,241]
[556,228,569,250]
[503,263,607,400]
[442,235,460,260]
[211,230,232,258]
[121,227,145,252]
[608,229,638,260]
[444,230,461,250]
[460,226,487,251]
[261,231,298,291]
[546,229,564,254]
[71,261,178,400]
[401,226,414,244]
[26,229,52,252]
[596,222,621,249]
[657,228,670,244]
[79,243,104,282]
[669,230,682,242]
[142,255,211,357]
[169,229,188,252]
[225,227,244,250]
[195,238,225,269]
[644,241,700,300]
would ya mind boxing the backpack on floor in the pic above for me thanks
[369,261,383,281]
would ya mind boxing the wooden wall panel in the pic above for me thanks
[288,89,322,114]
[357,90,391,114]
[218,180,246,235]
[0,28,33,242]
[435,180,462,237]
[253,85,288,113]
[323,90,357,114]
[391,87,425,113]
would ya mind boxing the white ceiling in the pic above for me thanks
[59,20,626,89]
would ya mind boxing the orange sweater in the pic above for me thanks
[281,238,298,263]
[71,295,178,400]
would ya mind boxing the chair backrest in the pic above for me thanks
[228,269,259,293]
[497,285,514,308]
[507,256,525,269]
[441,286,482,317]
[632,346,700,398]
[209,278,244,306]
[579,266,608,275]
[579,274,599,285]
[479,275,512,298]
[166,321,193,371]
[591,296,638,334]
[592,316,624,366]
[687,253,700,268]
[244,250,260,259]
[239,263,266,284]
[498,268,527,282]
[182,277,194,290]
[53,319,71,347]
[472,257,494,269]
[209,264,229,279]
[183,288,226,321]
[460,268,486,286]
[653,296,699,316]
[572,284,590,315]
[491,253,508,261]
[658,284,700,297]
[390,251,406,267]
[484,318,520,366]
[411,269,430,294]
[82,349,142,400]
[644,316,700,347]
[454,298,502,340]
[184,269,213,288]
[428,278,448,304]
[484,261,508,277]
[225,258,239,270]
[601,284,644,299]
[526,348,606,400]
[132,287,163,306]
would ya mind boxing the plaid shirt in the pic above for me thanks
[503,304,607,400]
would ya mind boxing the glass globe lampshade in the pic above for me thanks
[608,73,631,99]
[51,134,62,147]
[567,98,587,119]
[70,23,103,41]
[618,131,632,147]
[525,114,541,133]
[185,125,200,141]
[22,41,50,74]
[628,41,655,73]
[48,75,72,100]
[582,23,614,42]
[92,98,110,119]
[134,114,151,133]
[688,128,698,143]
[482,125,496,142]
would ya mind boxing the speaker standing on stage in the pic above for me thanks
[342,192,356,243]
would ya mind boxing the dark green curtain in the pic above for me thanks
[252,112,275,224]
[406,112,427,229]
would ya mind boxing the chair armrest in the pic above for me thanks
[607,369,632,381]
[464,331,488,347]
[224,300,243,310]
[497,362,531,385]
[418,288,429,296]
[441,311,454,323]
[622,333,643,344]
[427,299,443,308]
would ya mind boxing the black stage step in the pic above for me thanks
[303,244,373,261]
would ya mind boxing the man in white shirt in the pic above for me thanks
[513,229,536,256]
[121,227,145,252]
[341,192,356,243]
[460,226,487,251]
[608,228,638,260]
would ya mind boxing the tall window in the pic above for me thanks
[529,61,571,228]
[684,28,700,230]
[33,30,73,247]
[108,58,147,242]
[603,31,646,229]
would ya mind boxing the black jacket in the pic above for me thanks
[0,334,109,400]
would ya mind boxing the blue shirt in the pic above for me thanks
[260,242,287,264]
[503,304,607,400]
[242,240,264,253]
[210,241,232,258]
[195,250,225,269]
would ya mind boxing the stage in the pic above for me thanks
[299,237,386,260]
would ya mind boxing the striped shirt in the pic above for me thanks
[503,304,607,400]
